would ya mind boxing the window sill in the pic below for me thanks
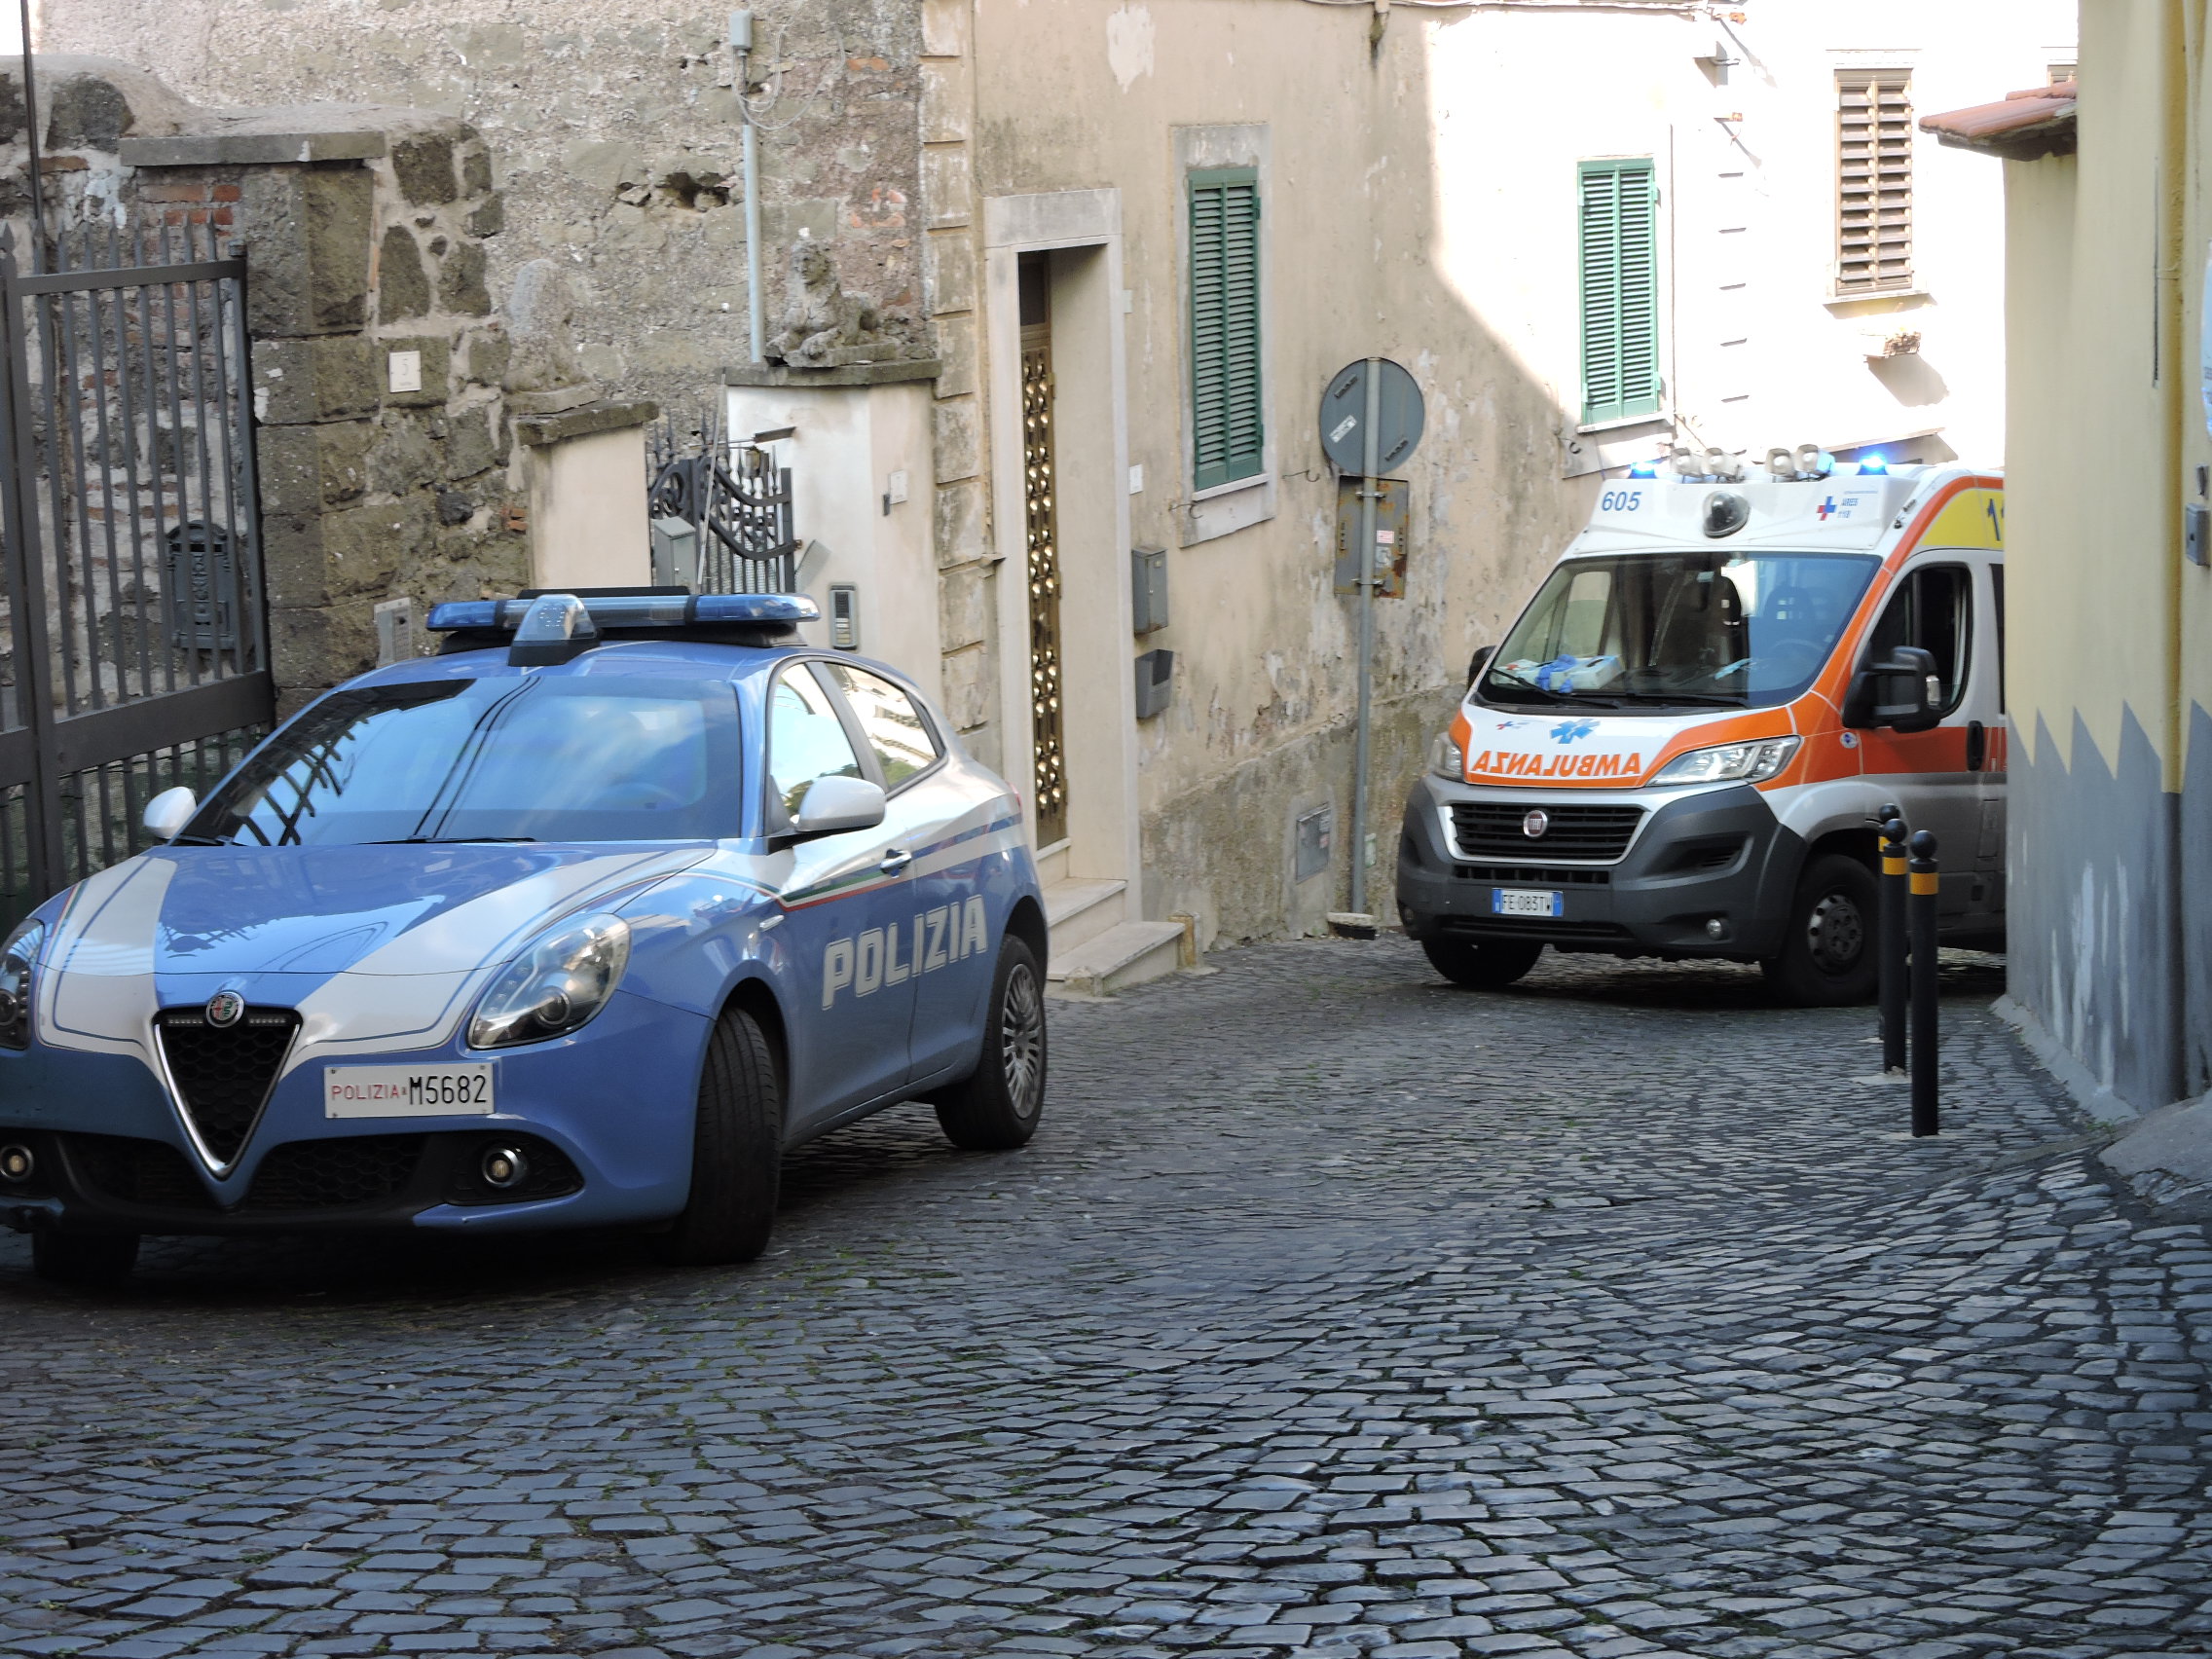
[1575,413,1670,436]
[1180,473,1275,547]
[1825,288,1932,311]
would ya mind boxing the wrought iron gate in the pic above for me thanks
[647,406,797,593]
[0,225,273,931]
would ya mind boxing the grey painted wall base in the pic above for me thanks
[2100,1091,2212,1206]
[1989,992,2147,1124]
[2008,708,2185,1114]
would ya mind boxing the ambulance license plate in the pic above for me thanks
[1492,888,1564,918]
[324,1064,496,1119]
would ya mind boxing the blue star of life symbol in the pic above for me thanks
[1550,718,1597,745]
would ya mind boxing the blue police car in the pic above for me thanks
[0,592,1048,1285]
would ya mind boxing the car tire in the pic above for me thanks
[649,1006,782,1267]
[1421,936,1542,990]
[32,1230,139,1289]
[932,936,1048,1151]
[1762,852,1880,1007]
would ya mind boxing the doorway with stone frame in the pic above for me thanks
[983,193,1180,993]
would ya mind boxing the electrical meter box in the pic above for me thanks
[1131,545,1168,634]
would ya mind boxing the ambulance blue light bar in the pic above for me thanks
[426,592,823,632]
[1856,453,1890,475]
[1627,461,1660,479]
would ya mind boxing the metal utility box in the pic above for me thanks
[649,515,700,591]
[1333,478,1411,598]
[1134,647,1174,719]
[1131,545,1168,634]
[1294,805,1333,882]
[829,582,861,649]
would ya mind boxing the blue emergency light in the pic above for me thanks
[426,590,823,666]
[425,591,821,632]
[1627,461,1660,479]
[1856,453,1890,475]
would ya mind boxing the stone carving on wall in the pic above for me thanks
[502,258,598,413]
[764,239,926,368]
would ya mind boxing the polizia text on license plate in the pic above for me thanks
[325,1064,497,1120]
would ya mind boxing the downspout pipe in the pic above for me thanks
[732,7,764,365]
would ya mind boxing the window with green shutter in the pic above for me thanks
[1578,159,1662,426]
[1188,166,1265,491]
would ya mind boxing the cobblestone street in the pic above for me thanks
[1,940,2207,1659]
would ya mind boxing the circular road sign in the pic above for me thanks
[1319,357,1424,475]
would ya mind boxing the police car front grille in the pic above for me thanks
[61,1133,219,1211]
[243,1136,425,1210]
[1452,802,1643,862]
[155,1007,301,1166]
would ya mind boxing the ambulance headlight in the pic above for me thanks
[1429,730,1464,781]
[468,913,631,1049]
[1650,736,1800,788]
[0,918,44,1051]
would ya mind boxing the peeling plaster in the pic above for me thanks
[1105,4,1155,92]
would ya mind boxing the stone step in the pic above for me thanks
[1046,920,1188,998]
[1044,877,1126,954]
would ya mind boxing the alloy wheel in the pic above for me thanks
[1000,963,1045,1120]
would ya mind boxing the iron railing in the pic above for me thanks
[647,406,797,594]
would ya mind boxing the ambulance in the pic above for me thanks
[1395,446,2005,1006]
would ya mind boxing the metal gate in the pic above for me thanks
[0,225,272,931]
[647,406,797,593]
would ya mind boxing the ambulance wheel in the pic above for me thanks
[933,937,1048,1151]
[1763,852,1879,1007]
[1422,936,1542,989]
[31,1229,139,1289]
[650,1006,781,1267]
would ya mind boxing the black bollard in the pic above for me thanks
[1878,807,1908,1075]
[1907,829,1940,1136]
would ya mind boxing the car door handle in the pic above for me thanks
[880,848,913,877]
[1966,720,1986,773]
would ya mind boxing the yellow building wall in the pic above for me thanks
[2001,0,2209,1111]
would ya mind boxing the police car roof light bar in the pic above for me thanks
[426,590,825,639]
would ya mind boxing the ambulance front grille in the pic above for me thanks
[155,1007,300,1166]
[1452,802,1644,862]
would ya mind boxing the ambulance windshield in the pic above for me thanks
[1482,550,1880,712]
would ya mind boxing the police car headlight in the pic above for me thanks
[1429,730,1464,781]
[1650,736,1800,788]
[0,918,44,1051]
[467,913,631,1050]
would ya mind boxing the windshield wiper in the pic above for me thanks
[1486,668,1628,708]
[164,833,227,846]
[1610,690,1749,708]
[368,835,540,844]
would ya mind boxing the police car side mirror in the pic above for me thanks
[1844,645,1940,733]
[142,786,198,842]
[1466,644,1494,689]
[790,775,887,840]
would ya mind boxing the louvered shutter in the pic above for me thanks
[1578,159,1662,426]
[1836,72,1913,292]
[1190,167,1265,491]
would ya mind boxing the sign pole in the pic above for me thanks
[1349,357,1382,917]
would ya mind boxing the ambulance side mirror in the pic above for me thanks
[1844,645,1940,733]
[142,786,198,842]
[790,775,887,840]
[1466,645,1494,689]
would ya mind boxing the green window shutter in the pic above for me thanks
[1190,167,1265,492]
[1578,159,1662,426]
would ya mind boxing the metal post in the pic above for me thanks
[1347,357,1381,917]
[1907,829,1940,1136]
[742,114,763,365]
[18,0,47,258]
[1878,805,1908,1075]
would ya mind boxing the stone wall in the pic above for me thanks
[40,0,929,424]
[2,57,525,713]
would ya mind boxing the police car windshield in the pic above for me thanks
[1482,550,1880,712]
[186,677,746,847]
